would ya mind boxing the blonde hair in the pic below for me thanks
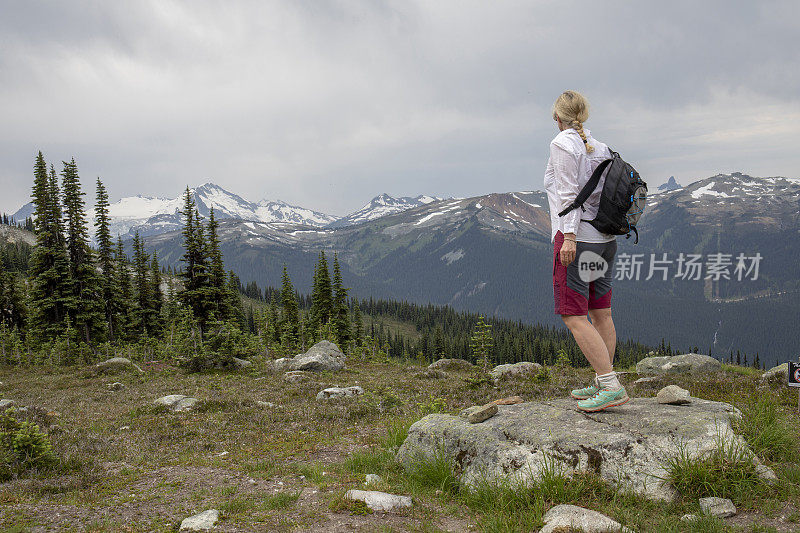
[552,90,594,153]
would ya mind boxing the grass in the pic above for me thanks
[1,357,799,531]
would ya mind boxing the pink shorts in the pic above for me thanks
[553,231,616,316]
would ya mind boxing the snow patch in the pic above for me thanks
[441,249,465,265]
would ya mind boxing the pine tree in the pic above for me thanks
[331,253,350,349]
[131,232,154,335]
[470,315,494,372]
[28,154,73,341]
[150,251,164,329]
[115,236,134,339]
[94,178,119,341]
[351,300,363,347]
[278,265,300,351]
[226,270,245,328]
[178,189,212,330]
[205,208,230,320]
[61,159,104,344]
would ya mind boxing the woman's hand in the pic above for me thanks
[560,234,577,266]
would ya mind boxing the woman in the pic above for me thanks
[543,90,629,412]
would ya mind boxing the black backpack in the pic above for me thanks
[557,150,647,243]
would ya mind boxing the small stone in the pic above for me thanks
[656,385,691,405]
[118,426,131,431]
[283,370,312,383]
[108,382,124,391]
[248,478,257,485]
[316,386,364,401]
[344,490,412,512]
[459,403,498,424]
[255,401,276,408]
[540,504,634,533]
[492,396,523,405]
[427,358,474,371]
[154,395,199,412]
[232,357,252,369]
[179,509,219,531]
[95,357,143,375]
[633,376,658,384]
[681,514,699,522]
[699,496,737,518]
[754,461,778,484]
[365,474,383,486]
[0,399,16,410]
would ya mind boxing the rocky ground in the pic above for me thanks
[0,348,798,532]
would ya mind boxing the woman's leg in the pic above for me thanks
[588,308,616,365]
[561,314,612,375]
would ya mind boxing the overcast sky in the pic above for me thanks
[2,1,799,216]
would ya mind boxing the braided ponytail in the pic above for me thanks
[571,121,595,154]
[552,90,594,153]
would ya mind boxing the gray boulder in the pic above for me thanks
[699,496,736,518]
[95,357,143,374]
[397,397,747,501]
[414,368,448,379]
[489,361,542,382]
[636,353,720,375]
[344,490,412,512]
[272,358,293,372]
[180,509,219,531]
[108,382,125,391]
[154,395,199,412]
[656,385,691,405]
[428,358,474,371]
[541,504,634,533]
[316,386,364,401]
[232,357,252,370]
[761,363,788,384]
[291,340,346,372]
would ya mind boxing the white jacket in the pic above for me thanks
[544,127,615,243]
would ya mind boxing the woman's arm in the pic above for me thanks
[551,143,580,265]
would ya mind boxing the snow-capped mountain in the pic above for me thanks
[327,193,441,228]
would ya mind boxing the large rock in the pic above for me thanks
[344,490,412,512]
[180,509,219,531]
[489,361,542,382]
[232,357,252,370]
[290,340,346,372]
[397,397,745,501]
[316,386,364,400]
[761,363,789,384]
[541,504,633,533]
[428,358,474,371]
[95,357,143,374]
[154,395,199,412]
[636,353,720,375]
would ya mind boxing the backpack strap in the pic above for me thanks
[557,157,613,217]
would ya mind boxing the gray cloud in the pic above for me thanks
[1,0,799,216]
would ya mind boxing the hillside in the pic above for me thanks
[139,174,800,367]
[1,356,797,531]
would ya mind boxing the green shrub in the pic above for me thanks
[735,398,796,463]
[0,408,56,481]
[405,447,459,495]
[666,435,762,505]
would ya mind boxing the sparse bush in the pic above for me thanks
[383,418,412,451]
[329,492,372,515]
[0,408,56,481]
[666,435,762,504]
[533,366,551,383]
[416,396,449,416]
[406,447,459,495]
[735,398,796,462]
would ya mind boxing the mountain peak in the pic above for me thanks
[658,176,681,192]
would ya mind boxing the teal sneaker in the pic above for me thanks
[570,381,599,400]
[576,387,630,412]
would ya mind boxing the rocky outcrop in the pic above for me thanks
[95,357,143,374]
[636,353,720,375]
[540,505,634,533]
[274,341,346,373]
[761,363,788,384]
[397,397,745,501]
[428,358,474,371]
[489,361,542,382]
